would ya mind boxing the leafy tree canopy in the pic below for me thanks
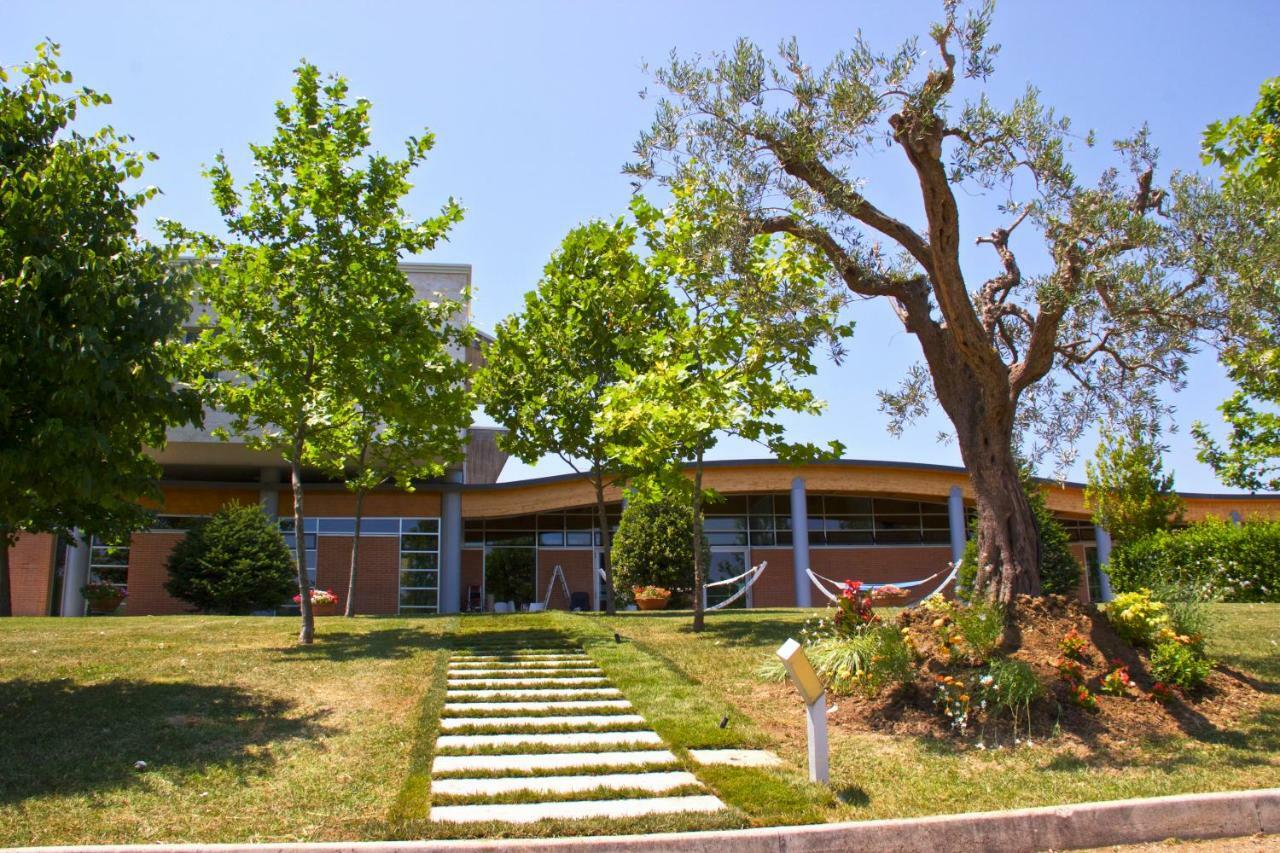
[1086,421,1184,543]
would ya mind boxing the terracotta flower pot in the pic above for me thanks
[88,594,123,614]
[871,591,910,607]
[635,596,670,611]
[311,601,338,617]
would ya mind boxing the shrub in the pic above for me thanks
[611,494,707,600]
[1108,518,1280,603]
[1104,589,1170,647]
[1058,628,1089,661]
[165,503,296,614]
[1101,661,1133,696]
[1149,640,1212,692]
[976,659,1043,728]
[952,602,1005,664]
[807,626,913,698]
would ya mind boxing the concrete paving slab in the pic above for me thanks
[429,794,725,824]
[442,700,633,712]
[447,667,603,675]
[431,749,677,774]
[446,677,609,687]
[445,688,622,699]
[436,731,662,749]
[439,714,646,730]
[431,770,700,798]
[688,749,784,768]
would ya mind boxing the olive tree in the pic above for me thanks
[629,1,1228,601]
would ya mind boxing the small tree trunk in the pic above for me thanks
[0,532,12,617]
[594,477,615,615]
[691,444,706,633]
[345,487,365,618]
[290,444,314,645]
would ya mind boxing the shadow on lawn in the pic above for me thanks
[0,678,329,804]
[276,626,453,662]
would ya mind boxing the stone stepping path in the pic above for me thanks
[431,641,726,824]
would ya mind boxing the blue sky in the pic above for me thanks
[5,1,1278,490]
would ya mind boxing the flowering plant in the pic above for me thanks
[933,674,971,733]
[1058,628,1089,661]
[1101,660,1133,696]
[632,585,671,599]
[870,584,906,599]
[294,588,338,605]
[1070,684,1100,713]
[1150,681,1180,704]
[1052,655,1086,685]
[82,581,126,602]
[833,580,879,636]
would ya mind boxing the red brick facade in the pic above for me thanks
[461,549,484,611]
[537,549,595,610]
[314,535,400,615]
[126,532,193,615]
[9,533,56,616]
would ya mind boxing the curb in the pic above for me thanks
[8,788,1279,853]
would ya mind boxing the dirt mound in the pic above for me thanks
[826,595,1267,747]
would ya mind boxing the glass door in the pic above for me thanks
[705,548,750,610]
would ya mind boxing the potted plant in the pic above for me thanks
[870,584,909,607]
[633,585,672,611]
[294,588,340,616]
[82,581,125,614]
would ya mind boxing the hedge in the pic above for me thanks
[1107,517,1280,602]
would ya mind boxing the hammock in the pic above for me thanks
[597,561,769,611]
[806,563,958,607]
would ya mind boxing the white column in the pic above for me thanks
[439,470,463,615]
[1094,525,1115,602]
[806,694,830,784]
[947,485,966,566]
[60,532,91,617]
[791,476,811,608]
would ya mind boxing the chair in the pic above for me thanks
[466,584,482,613]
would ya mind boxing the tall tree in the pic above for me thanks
[476,218,678,614]
[600,188,847,631]
[331,295,472,617]
[1192,77,1280,492]
[176,62,462,643]
[1085,421,1184,545]
[0,43,199,615]
[629,2,1227,601]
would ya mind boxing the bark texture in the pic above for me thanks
[290,447,314,644]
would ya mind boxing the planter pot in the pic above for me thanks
[871,591,910,608]
[87,595,123,614]
[635,596,671,611]
[311,601,339,617]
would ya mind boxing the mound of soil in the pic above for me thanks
[819,595,1268,748]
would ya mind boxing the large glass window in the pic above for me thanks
[468,509,618,549]
[88,535,130,597]
[399,517,440,614]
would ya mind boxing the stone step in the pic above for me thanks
[436,731,662,750]
[440,714,646,730]
[448,666,603,674]
[445,688,622,699]
[449,656,591,664]
[431,770,701,798]
[447,677,609,687]
[443,700,633,713]
[429,794,726,824]
[432,749,677,775]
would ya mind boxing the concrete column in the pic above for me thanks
[439,469,463,615]
[259,467,281,518]
[791,476,811,608]
[1230,511,1242,526]
[1094,524,1115,602]
[60,532,91,617]
[947,485,966,566]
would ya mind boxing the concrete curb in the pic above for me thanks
[9,788,1279,853]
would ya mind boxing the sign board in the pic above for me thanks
[776,638,824,706]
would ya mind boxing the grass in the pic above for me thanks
[2,604,1277,845]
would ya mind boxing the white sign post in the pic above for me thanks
[776,637,829,784]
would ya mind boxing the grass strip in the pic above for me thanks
[429,760,683,780]
[384,619,457,824]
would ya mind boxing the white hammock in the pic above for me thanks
[705,560,767,611]
[806,563,958,607]
[597,561,770,611]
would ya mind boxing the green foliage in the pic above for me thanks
[483,548,535,607]
[1085,422,1184,544]
[806,626,914,699]
[951,601,1004,664]
[0,42,199,601]
[1104,589,1170,647]
[1150,640,1212,692]
[976,659,1043,733]
[171,61,462,640]
[1203,77,1280,184]
[165,503,295,614]
[1108,519,1280,603]
[611,492,707,601]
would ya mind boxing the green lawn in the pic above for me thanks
[1,605,1277,845]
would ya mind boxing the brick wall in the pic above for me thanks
[745,548,796,607]
[126,532,195,615]
[537,549,594,610]
[315,536,400,615]
[9,533,56,616]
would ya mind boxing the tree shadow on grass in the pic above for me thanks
[0,679,329,804]
[275,626,453,662]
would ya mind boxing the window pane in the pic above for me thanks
[776,531,793,546]
[919,501,949,515]
[874,498,920,515]
[806,495,824,513]
[564,514,595,530]
[922,529,951,543]
[486,531,536,547]
[748,494,774,515]
[704,517,747,532]
[537,513,564,531]
[362,518,400,535]
[401,553,439,572]
[317,518,355,534]
[706,495,748,515]
[538,531,565,547]
[875,514,922,530]
[826,530,874,545]
[399,569,438,588]
[749,515,774,531]
[400,588,438,609]
[749,531,776,546]
[826,516,872,531]
[823,495,873,514]
[565,531,593,547]
[402,518,439,534]
[401,534,439,552]
[706,531,748,546]
[489,514,537,531]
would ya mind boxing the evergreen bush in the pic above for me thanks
[165,503,296,613]
[611,495,709,602]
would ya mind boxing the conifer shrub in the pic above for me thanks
[166,502,296,613]
[611,495,708,602]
